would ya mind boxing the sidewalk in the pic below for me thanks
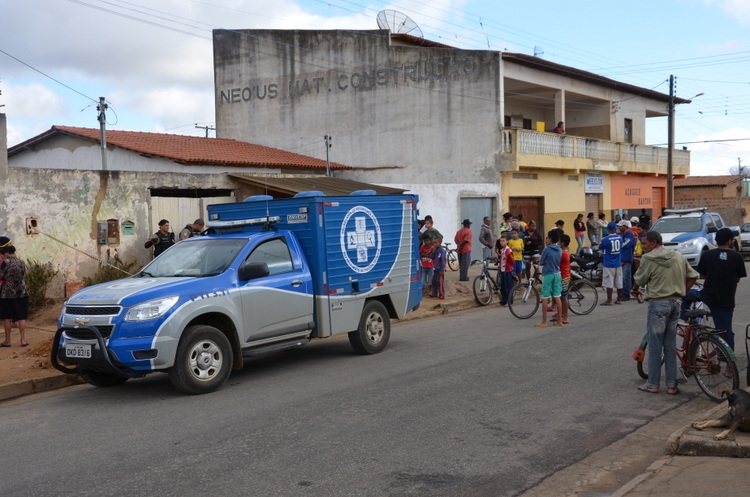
[2,263,748,497]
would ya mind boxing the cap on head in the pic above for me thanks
[630,217,639,224]
[0,236,11,248]
[607,222,617,231]
[618,220,631,228]
[462,219,472,226]
[715,227,735,246]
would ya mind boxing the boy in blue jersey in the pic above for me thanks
[599,222,623,305]
[535,230,563,328]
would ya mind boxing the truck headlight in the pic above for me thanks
[681,240,698,250]
[125,296,179,322]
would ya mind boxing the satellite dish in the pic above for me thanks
[376,10,423,39]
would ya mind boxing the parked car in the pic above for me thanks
[650,208,740,267]
[740,222,750,254]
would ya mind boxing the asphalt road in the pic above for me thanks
[2,276,749,497]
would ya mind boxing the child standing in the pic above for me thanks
[556,234,571,325]
[536,230,564,328]
[431,237,446,299]
[419,234,434,292]
[508,228,525,282]
[495,236,515,306]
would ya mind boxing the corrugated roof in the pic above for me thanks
[674,175,741,187]
[9,126,351,171]
[228,174,407,196]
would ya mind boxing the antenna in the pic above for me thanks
[376,10,423,39]
[534,46,544,57]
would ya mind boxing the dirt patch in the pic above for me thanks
[0,304,62,385]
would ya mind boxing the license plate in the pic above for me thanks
[65,344,92,358]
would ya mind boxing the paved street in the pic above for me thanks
[1,264,749,497]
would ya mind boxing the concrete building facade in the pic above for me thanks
[213,29,691,257]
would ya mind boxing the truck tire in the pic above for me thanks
[169,325,233,394]
[80,371,129,387]
[348,301,390,355]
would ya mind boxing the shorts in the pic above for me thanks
[541,273,562,299]
[602,266,623,289]
[514,260,523,274]
[0,297,29,321]
[560,277,570,299]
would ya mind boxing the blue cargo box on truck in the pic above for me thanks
[207,190,422,337]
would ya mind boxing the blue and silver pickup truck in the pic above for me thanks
[52,191,422,394]
[650,207,741,267]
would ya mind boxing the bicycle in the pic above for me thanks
[443,242,459,272]
[566,268,599,315]
[508,262,542,319]
[633,308,739,402]
[471,258,507,306]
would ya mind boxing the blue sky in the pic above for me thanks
[1,0,748,175]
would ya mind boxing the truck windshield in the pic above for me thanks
[651,217,702,233]
[138,238,247,277]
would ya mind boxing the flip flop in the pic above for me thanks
[534,323,547,328]
[600,302,613,306]
[667,387,680,395]
[21,342,29,347]
[0,342,10,347]
[638,385,659,394]
[553,323,565,327]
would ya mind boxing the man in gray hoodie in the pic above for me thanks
[633,230,699,395]
[478,217,495,261]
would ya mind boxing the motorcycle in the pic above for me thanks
[570,246,603,287]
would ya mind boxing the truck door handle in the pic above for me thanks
[291,280,303,287]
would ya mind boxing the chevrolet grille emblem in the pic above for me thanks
[74,317,90,325]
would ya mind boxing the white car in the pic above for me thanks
[740,222,750,253]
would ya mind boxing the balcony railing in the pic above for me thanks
[500,129,690,174]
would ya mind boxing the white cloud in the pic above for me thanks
[702,0,750,25]
[688,127,750,175]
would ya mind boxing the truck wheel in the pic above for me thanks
[348,301,390,355]
[80,371,129,387]
[169,325,232,394]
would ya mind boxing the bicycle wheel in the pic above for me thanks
[688,333,740,403]
[508,283,540,319]
[447,250,459,271]
[473,273,493,306]
[567,279,598,315]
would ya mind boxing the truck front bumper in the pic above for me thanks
[51,326,147,379]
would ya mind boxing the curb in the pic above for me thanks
[666,397,750,457]
[0,374,84,402]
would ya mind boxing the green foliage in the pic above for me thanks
[25,259,59,314]
[82,250,139,287]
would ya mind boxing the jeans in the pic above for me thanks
[482,246,492,261]
[646,300,681,390]
[498,271,513,305]
[575,234,585,254]
[621,262,632,298]
[421,267,434,286]
[708,307,735,351]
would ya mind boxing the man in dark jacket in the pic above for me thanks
[144,219,175,258]
[179,218,205,240]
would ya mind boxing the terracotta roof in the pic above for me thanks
[9,126,351,171]
[674,175,742,187]
[228,174,407,196]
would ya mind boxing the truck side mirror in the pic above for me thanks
[239,261,270,281]
[707,226,717,234]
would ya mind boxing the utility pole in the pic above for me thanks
[195,124,215,137]
[324,135,332,177]
[97,96,108,171]
[666,75,674,209]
